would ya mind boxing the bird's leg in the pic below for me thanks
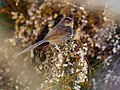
[55,44,61,52]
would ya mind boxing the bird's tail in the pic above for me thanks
[18,39,46,55]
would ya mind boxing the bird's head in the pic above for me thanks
[61,17,74,28]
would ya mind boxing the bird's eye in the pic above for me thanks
[65,20,70,23]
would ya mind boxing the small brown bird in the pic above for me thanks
[18,17,74,55]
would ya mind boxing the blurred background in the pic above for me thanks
[0,0,120,90]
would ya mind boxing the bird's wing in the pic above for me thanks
[45,26,69,40]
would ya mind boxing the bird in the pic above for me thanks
[18,17,74,55]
